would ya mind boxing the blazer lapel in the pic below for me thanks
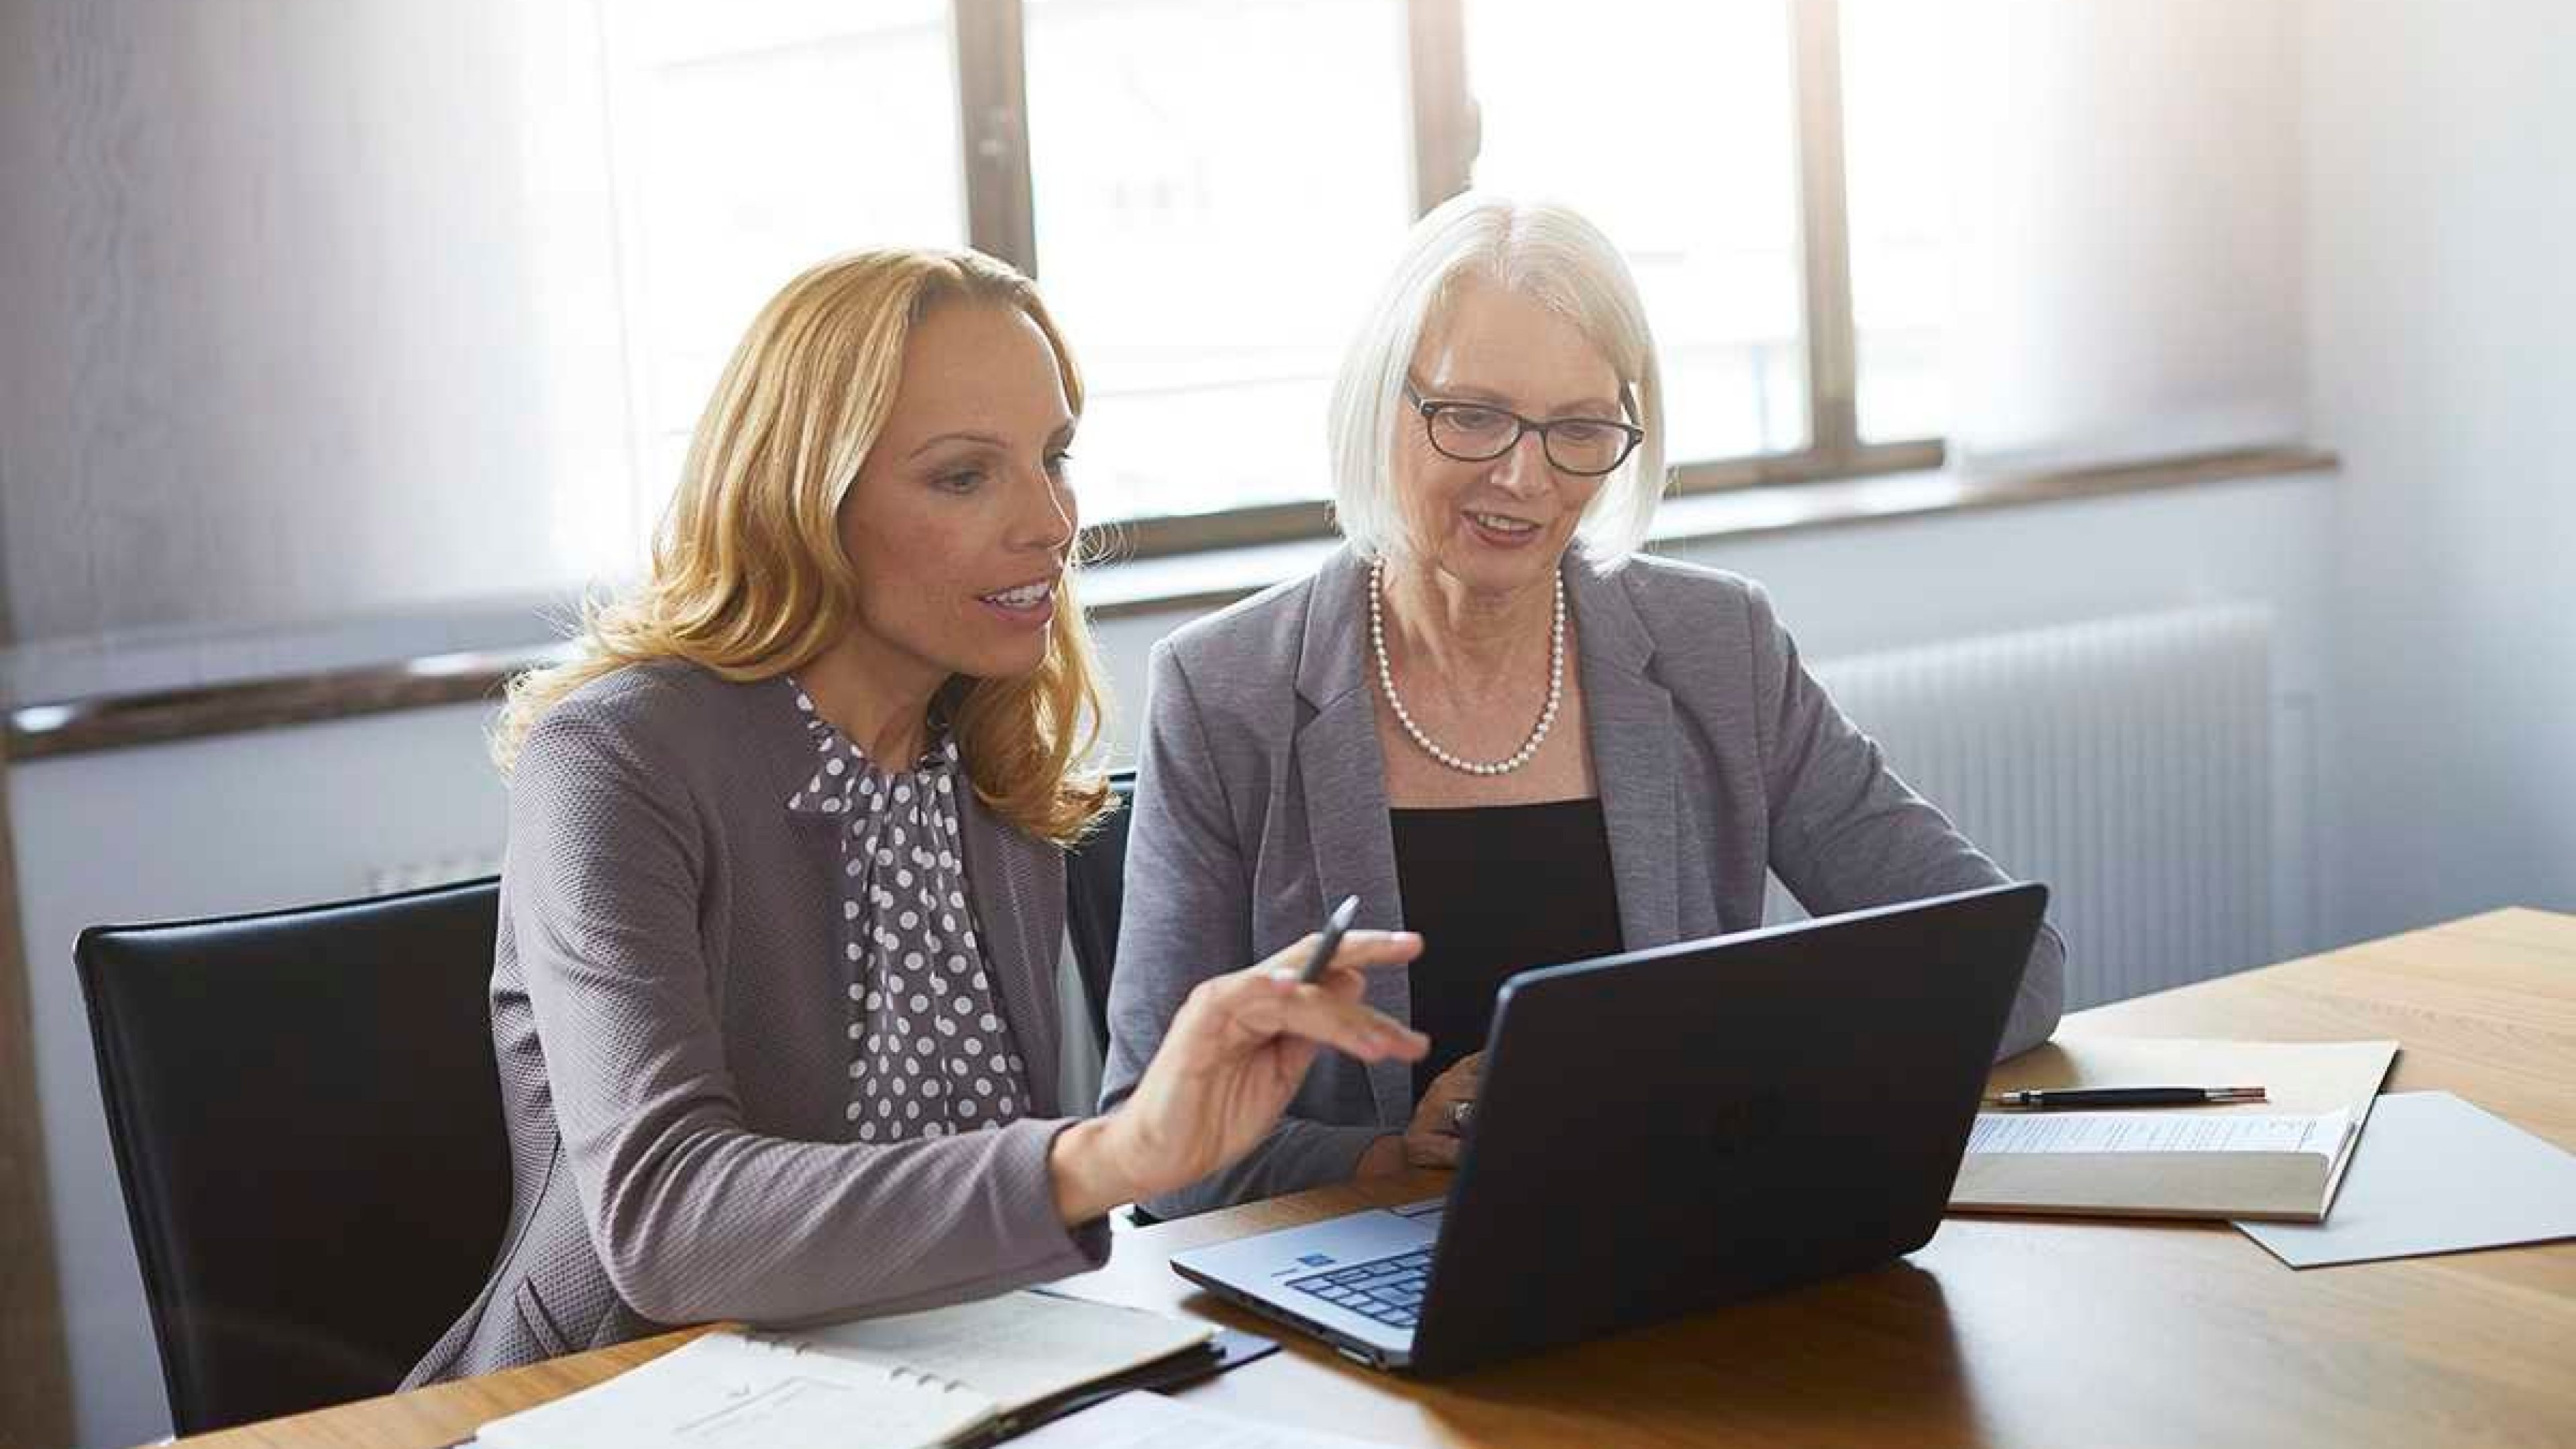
[1570,564,1682,950]
[957,784,1069,1116]
[1294,549,1412,1130]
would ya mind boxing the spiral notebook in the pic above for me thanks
[475,1291,1218,1449]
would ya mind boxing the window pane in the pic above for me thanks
[1025,0,1414,527]
[604,1,966,488]
[1465,0,1807,464]
[1842,0,1951,442]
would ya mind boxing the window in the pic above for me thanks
[600,0,1941,555]
[1022,0,1414,527]
[1840,0,1953,444]
[602,1,968,496]
[1464,0,1809,463]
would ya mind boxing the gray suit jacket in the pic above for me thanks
[1100,548,2065,1218]
[407,661,1106,1385]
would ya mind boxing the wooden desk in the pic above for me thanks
[178,909,2576,1449]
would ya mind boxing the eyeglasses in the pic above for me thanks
[1405,384,1644,477]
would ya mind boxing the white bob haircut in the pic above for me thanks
[1326,192,1668,570]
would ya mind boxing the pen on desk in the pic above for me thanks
[1295,894,1362,984]
[1984,1085,2268,1110]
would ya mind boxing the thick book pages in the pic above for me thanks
[1949,1037,2399,1221]
[477,1291,1216,1449]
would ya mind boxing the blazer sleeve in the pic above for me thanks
[508,703,1108,1326]
[1099,641,1387,1216]
[1741,582,2066,1059]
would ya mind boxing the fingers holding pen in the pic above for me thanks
[1232,928,1426,1059]
[1263,927,1421,992]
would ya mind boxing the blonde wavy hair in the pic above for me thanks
[493,249,1112,844]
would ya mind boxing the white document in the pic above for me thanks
[1968,1106,2351,1155]
[1012,1392,1403,1449]
[2236,1091,2576,1268]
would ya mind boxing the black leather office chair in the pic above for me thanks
[1063,768,1138,1045]
[76,877,512,1435]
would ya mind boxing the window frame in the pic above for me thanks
[951,0,1940,559]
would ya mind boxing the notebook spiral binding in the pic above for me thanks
[885,1364,979,1395]
[738,1331,980,1395]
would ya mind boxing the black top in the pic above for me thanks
[1390,798,1625,1098]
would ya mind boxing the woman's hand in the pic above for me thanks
[1356,1051,1482,1176]
[1051,930,1426,1223]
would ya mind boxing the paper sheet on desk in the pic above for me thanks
[1970,1108,2351,1155]
[2236,1091,2576,1268]
[1012,1391,1402,1448]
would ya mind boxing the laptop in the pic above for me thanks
[1170,881,2047,1376]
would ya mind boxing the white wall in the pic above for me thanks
[2300,0,2576,941]
[1948,0,2308,472]
[17,475,2334,1448]
[0,0,631,642]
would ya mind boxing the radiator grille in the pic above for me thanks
[1766,606,2273,1008]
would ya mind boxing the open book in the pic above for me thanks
[1949,1037,2399,1221]
[476,1291,1217,1449]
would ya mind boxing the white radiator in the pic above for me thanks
[1765,606,2274,1009]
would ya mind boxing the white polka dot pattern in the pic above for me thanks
[408,661,1106,1387]
[784,684,1030,1143]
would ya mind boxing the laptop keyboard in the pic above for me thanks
[1285,1248,1434,1328]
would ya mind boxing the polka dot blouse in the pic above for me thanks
[782,683,1031,1144]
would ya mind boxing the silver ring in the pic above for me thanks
[1448,1099,1474,1132]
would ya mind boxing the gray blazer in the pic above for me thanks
[1100,548,2065,1218]
[407,661,1106,1385]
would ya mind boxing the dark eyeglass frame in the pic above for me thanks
[1404,382,1646,478]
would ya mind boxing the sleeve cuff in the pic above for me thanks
[1142,1120,1391,1220]
[1019,1118,1115,1272]
[1309,1122,1390,1187]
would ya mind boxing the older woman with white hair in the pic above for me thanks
[1099,194,2065,1218]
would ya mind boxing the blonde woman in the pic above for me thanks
[1103,195,2064,1218]
[407,250,1425,1383]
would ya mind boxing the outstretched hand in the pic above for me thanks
[1052,930,1426,1221]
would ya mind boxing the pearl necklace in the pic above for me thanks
[1368,558,1565,777]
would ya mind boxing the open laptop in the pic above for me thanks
[1170,881,2047,1376]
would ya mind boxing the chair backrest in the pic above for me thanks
[1063,769,1138,1046]
[76,876,513,1435]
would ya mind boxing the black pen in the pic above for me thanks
[1984,1085,2269,1110]
[1295,894,1362,984]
